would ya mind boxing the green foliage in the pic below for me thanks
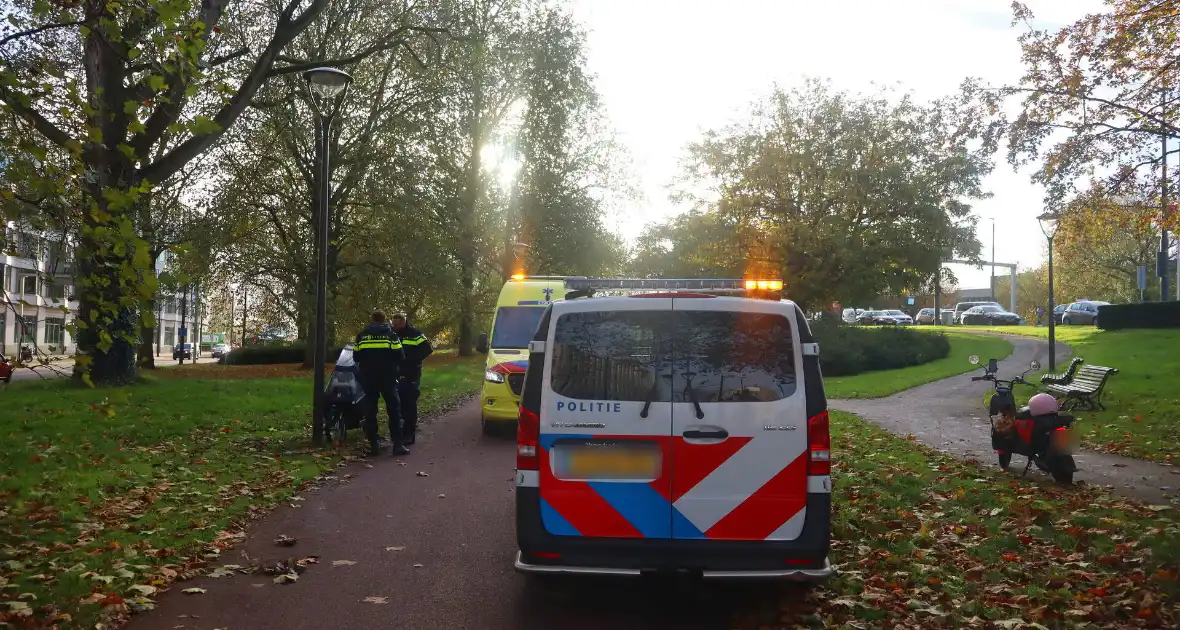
[630,79,989,309]
[1097,301,1180,331]
[972,1,1180,216]
[824,332,1014,398]
[810,318,951,377]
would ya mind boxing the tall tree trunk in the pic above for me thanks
[457,64,486,358]
[137,296,157,369]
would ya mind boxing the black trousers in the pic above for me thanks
[399,377,421,438]
[362,374,402,443]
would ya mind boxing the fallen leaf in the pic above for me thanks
[385,546,406,552]
[363,596,389,604]
[274,535,298,547]
[182,588,207,595]
[273,573,298,584]
[332,560,357,566]
[416,471,430,477]
[413,563,424,568]
[437,493,446,498]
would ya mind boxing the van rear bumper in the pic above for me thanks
[515,551,832,580]
[516,488,831,580]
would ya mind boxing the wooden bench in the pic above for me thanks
[1040,357,1084,385]
[1042,365,1119,411]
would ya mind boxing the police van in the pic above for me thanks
[513,278,833,579]
[477,275,569,435]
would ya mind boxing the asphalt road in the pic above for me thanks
[6,355,219,383]
[129,399,796,630]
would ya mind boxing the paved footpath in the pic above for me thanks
[129,399,790,630]
[831,334,1178,505]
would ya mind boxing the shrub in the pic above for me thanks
[1097,301,1180,331]
[810,318,950,377]
[224,342,343,365]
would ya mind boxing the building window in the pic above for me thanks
[20,275,37,295]
[44,317,65,346]
[165,298,176,314]
[43,280,66,300]
[0,314,6,351]
[19,319,36,344]
[164,326,175,347]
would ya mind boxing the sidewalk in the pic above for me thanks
[830,334,1178,506]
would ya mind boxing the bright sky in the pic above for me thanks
[569,0,1104,290]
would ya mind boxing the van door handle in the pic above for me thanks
[683,428,728,440]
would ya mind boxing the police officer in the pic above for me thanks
[390,312,433,445]
[353,311,409,456]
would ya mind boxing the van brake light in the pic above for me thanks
[517,407,540,470]
[808,411,831,475]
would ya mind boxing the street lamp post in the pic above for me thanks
[304,67,353,446]
[1038,211,1060,371]
[989,217,996,303]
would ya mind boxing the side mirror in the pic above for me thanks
[1030,360,1041,371]
[968,355,980,365]
[475,333,488,354]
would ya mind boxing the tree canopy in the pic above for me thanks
[630,79,990,309]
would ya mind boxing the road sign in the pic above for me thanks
[1138,265,1147,290]
[179,327,187,338]
[905,296,915,305]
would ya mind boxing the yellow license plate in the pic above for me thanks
[560,446,661,480]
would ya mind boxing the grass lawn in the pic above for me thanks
[824,332,1014,399]
[0,356,482,628]
[1030,329,1180,464]
[926,324,1101,344]
[759,411,1180,629]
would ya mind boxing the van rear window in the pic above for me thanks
[675,310,797,403]
[549,309,797,403]
[550,311,670,402]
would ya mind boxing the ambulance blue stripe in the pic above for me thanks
[587,482,671,538]
[671,507,706,539]
[539,498,581,536]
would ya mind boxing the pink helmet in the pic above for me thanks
[1028,393,1059,417]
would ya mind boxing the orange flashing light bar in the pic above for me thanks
[564,278,784,293]
[510,273,525,280]
[745,279,783,291]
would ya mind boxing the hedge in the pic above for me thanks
[1097,301,1180,331]
[222,342,343,365]
[810,316,951,377]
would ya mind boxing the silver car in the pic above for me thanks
[1061,300,1108,325]
[881,309,914,325]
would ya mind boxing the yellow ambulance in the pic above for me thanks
[476,275,569,434]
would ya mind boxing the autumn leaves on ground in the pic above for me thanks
[0,357,482,628]
[2,335,1180,629]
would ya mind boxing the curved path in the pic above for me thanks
[831,334,1178,505]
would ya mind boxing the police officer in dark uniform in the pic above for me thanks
[353,311,409,456]
[390,312,433,445]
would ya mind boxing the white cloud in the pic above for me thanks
[570,0,1103,290]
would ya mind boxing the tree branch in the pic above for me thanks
[265,26,449,76]
[0,20,84,49]
[140,0,330,185]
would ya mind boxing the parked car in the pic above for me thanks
[841,308,865,324]
[954,301,1001,324]
[173,342,194,360]
[880,309,914,325]
[1061,300,1108,325]
[1051,303,1069,324]
[915,308,937,325]
[211,343,231,359]
[857,310,903,325]
[0,353,12,383]
[960,304,1021,326]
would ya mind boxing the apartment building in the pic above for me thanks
[1,224,198,357]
